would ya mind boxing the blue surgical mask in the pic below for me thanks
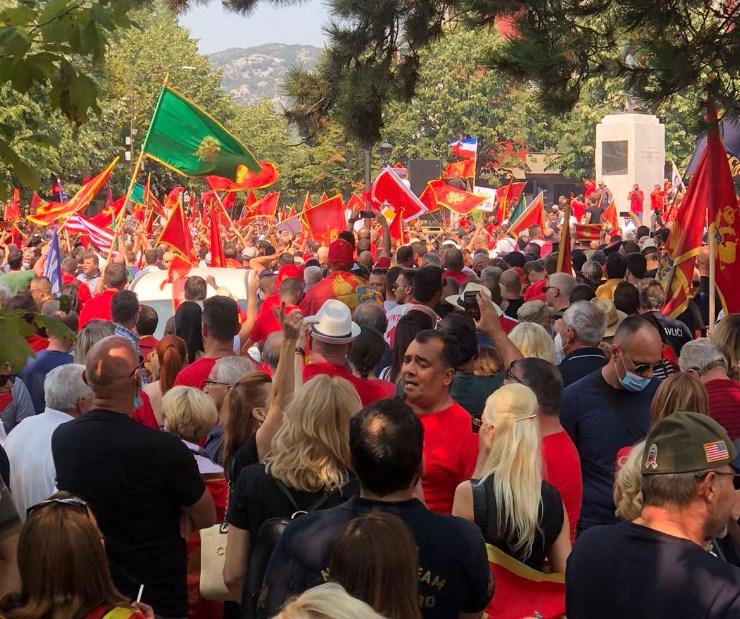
[618,352,651,392]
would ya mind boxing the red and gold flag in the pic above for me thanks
[557,206,573,274]
[425,180,487,215]
[419,183,439,213]
[30,192,47,213]
[371,168,427,221]
[301,192,312,213]
[508,191,547,238]
[495,181,527,222]
[28,158,118,226]
[205,161,279,192]
[157,198,193,261]
[574,223,602,243]
[301,194,346,244]
[4,189,20,222]
[443,158,475,179]
[89,196,125,230]
[601,198,619,234]
[245,192,280,221]
[208,202,226,268]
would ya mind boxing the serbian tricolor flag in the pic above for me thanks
[449,136,477,159]
[4,189,20,222]
[495,181,527,222]
[557,205,573,274]
[663,105,726,318]
[424,180,487,215]
[28,157,119,226]
[485,545,564,619]
[206,161,279,192]
[301,195,346,244]
[371,167,427,221]
[508,191,547,238]
[157,198,194,262]
[443,158,475,179]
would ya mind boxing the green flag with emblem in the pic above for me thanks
[142,86,260,177]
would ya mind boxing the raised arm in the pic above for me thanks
[475,292,522,368]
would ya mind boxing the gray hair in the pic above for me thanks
[641,471,700,509]
[678,338,727,374]
[262,332,283,370]
[638,278,665,310]
[74,319,115,363]
[421,253,441,267]
[213,355,255,385]
[563,300,607,346]
[44,364,92,413]
[304,265,322,287]
[581,260,603,283]
[353,301,387,334]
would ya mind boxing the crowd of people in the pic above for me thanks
[0,185,739,619]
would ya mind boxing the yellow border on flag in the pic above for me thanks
[486,544,565,583]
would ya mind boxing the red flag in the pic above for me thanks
[301,195,346,244]
[245,192,280,221]
[574,223,602,243]
[206,161,279,192]
[371,168,427,221]
[27,158,118,226]
[301,192,312,213]
[425,180,487,215]
[246,190,258,208]
[208,202,226,267]
[346,193,365,213]
[557,206,573,274]
[663,105,726,318]
[319,192,329,203]
[4,189,20,222]
[495,181,526,222]
[89,196,125,230]
[164,187,185,212]
[30,192,47,213]
[508,192,547,238]
[388,210,407,244]
[601,199,619,234]
[443,159,475,179]
[157,199,193,261]
[419,184,439,213]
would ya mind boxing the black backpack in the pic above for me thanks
[240,479,334,619]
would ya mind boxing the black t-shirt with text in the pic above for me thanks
[52,410,205,617]
[259,496,493,619]
[567,521,740,618]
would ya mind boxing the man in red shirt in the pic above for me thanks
[61,257,90,310]
[174,296,243,390]
[401,329,478,514]
[303,298,394,406]
[78,263,127,329]
[507,358,582,541]
[246,277,302,347]
[442,246,472,286]
[650,184,665,216]
[628,183,644,217]
[679,338,740,440]
[523,260,547,302]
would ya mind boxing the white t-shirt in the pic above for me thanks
[384,303,439,348]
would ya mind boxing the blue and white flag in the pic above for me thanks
[44,226,63,297]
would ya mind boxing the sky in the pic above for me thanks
[179,0,330,54]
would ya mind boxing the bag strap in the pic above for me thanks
[272,478,302,512]
[272,477,339,516]
[471,479,488,531]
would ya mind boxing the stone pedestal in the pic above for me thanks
[595,113,665,226]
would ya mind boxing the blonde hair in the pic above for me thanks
[614,441,645,521]
[508,322,555,364]
[711,314,740,379]
[276,583,384,619]
[649,372,709,425]
[163,386,218,443]
[265,375,361,492]
[478,383,542,560]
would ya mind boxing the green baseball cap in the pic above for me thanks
[642,411,740,475]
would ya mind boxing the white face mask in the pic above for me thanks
[554,332,565,364]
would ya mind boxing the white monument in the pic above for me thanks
[595,113,665,226]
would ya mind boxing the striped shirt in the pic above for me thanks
[705,379,740,440]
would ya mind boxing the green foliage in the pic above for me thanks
[0,309,74,371]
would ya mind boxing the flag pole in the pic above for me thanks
[557,204,571,273]
[106,148,145,263]
[709,224,717,332]
[212,191,247,248]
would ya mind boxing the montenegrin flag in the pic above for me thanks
[28,158,118,226]
[206,161,279,192]
[423,179,487,215]
[142,85,260,178]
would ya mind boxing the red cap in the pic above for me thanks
[276,264,302,290]
[373,256,391,269]
[328,239,353,266]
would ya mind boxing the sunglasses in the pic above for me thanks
[27,496,88,518]
[621,351,661,375]
[505,364,525,385]
[128,357,145,378]
[0,374,16,387]
[204,379,232,391]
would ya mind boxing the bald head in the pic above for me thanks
[84,335,138,391]
[104,263,128,290]
[500,269,522,298]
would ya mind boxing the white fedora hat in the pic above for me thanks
[304,299,361,344]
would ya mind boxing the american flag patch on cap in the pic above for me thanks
[704,441,729,463]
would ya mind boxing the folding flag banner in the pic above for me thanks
[66,215,115,254]
[663,108,722,318]
[574,223,602,243]
[208,204,226,268]
[142,85,260,178]
[156,199,193,261]
[443,159,475,179]
[245,192,280,221]
[557,205,573,274]
[484,544,565,619]
[301,195,346,244]
[508,191,546,238]
[206,161,279,192]
[424,180,487,215]
[371,168,427,221]
[28,158,118,226]
[43,227,63,297]
[449,136,478,159]
[4,189,20,222]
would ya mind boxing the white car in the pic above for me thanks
[129,267,249,339]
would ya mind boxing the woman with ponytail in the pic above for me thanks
[452,383,571,572]
[135,336,187,430]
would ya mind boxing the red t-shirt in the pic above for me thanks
[79,288,117,329]
[523,278,547,302]
[630,190,644,215]
[418,401,478,514]
[26,334,49,352]
[134,390,159,430]
[174,357,218,390]
[62,273,91,309]
[303,362,395,407]
[138,335,159,362]
[300,271,367,316]
[542,431,582,543]
[570,199,586,221]
[705,379,740,440]
[444,270,471,286]
[250,303,299,345]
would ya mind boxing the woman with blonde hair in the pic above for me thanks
[614,441,645,521]
[711,314,740,379]
[224,375,362,611]
[0,492,152,619]
[508,322,556,364]
[649,371,709,425]
[452,383,571,572]
[329,512,421,619]
[74,319,114,363]
[275,583,383,619]
[136,335,188,429]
